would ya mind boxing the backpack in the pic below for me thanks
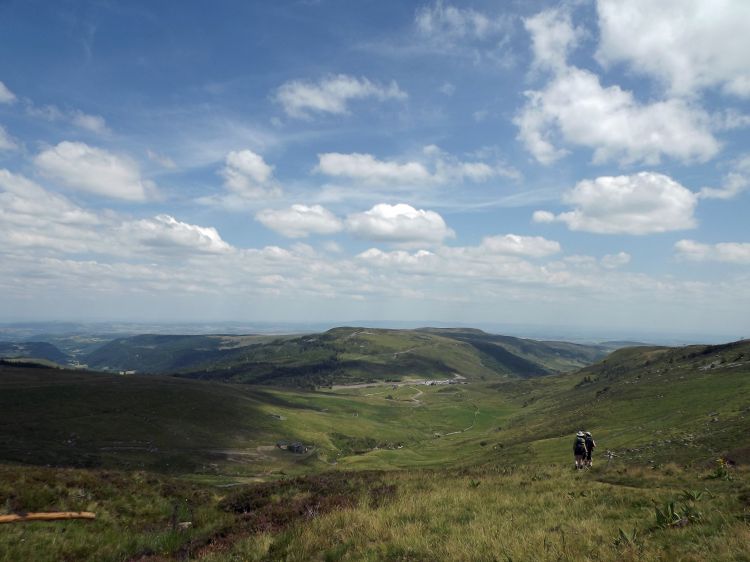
[586,436,596,450]
[574,436,587,453]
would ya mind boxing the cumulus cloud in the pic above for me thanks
[275,74,406,119]
[256,205,343,238]
[596,0,750,98]
[0,126,18,151]
[346,203,454,245]
[524,8,582,71]
[516,67,719,166]
[34,141,155,201]
[0,170,233,258]
[119,214,232,254]
[315,146,515,187]
[317,153,430,185]
[676,240,750,264]
[0,169,104,253]
[481,234,560,257]
[200,149,283,206]
[356,237,571,288]
[534,172,698,234]
[516,9,719,165]
[0,81,16,104]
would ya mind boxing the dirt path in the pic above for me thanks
[443,404,480,436]
[408,386,424,405]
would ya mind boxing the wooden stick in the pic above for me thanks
[0,512,96,523]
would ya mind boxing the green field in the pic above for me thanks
[1,338,749,560]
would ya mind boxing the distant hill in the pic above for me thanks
[83,327,608,387]
[0,341,69,364]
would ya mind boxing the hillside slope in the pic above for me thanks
[84,327,606,386]
[490,339,750,466]
[0,341,69,364]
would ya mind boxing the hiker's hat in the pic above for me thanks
[585,431,591,436]
[576,431,584,437]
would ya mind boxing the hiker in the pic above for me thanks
[584,431,596,468]
[573,431,587,469]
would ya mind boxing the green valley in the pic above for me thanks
[1,333,749,560]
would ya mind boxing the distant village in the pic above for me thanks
[420,378,467,386]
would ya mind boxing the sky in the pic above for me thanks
[0,0,749,339]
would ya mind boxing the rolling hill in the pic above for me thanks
[82,327,608,386]
[0,341,69,364]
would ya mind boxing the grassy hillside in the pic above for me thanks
[0,341,69,364]
[2,339,750,560]
[485,339,750,468]
[83,327,606,387]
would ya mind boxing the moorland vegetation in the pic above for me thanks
[1,332,749,560]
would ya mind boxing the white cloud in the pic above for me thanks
[346,203,454,245]
[676,240,750,264]
[524,8,582,71]
[698,155,750,200]
[119,214,232,255]
[516,8,720,166]
[69,111,109,134]
[481,234,560,257]
[0,170,233,258]
[0,125,18,151]
[534,172,698,235]
[601,252,631,269]
[532,210,555,224]
[315,146,516,187]
[516,67,719,165]
[711,109,750,131]
[416,1,495,40]
[0,169,103,253]
[275,74,406,119]
[217,149,281,201]
[34,141,155,201]
[256,205,343,238]
[0,81,16,104]
[412,1,515,67]
[316,152,431,185]
[596,0,750,98]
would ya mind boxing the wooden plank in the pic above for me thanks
[0,512,96,523]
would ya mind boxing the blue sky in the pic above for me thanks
[1,0,749,338]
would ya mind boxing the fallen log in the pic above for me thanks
[0,512,96,523]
